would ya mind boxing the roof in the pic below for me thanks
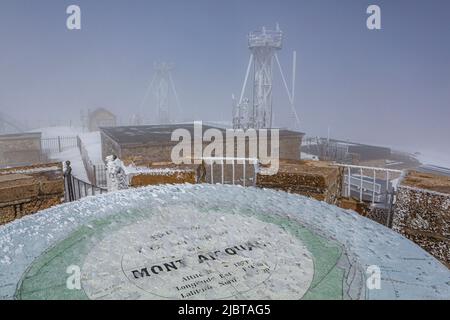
[89,108,116,118]
[100,123,304,146]
[401,170,450,194]
[0,132,41,141]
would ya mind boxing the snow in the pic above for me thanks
[29,126,104,181]
[124,165,192,176]
[31,126,84,139]
[78,131,103,164]
[301,152,319,161]
[0,184,449,300]
[0,166,60,175]
[46,147,87,181]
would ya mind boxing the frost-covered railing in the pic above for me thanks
[76,136,107,187]
[64,174,107,202]
[41,136,78,154]
[193,157,259,187]
[333,163,404,206]
[64,162,107,202]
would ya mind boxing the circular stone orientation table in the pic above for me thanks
[0,184,449,300]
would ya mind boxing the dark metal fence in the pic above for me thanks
[41,136,79,154]
[64,164,107,202]
[93,163,107,187]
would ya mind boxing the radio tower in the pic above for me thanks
[138,62,181,125]
[154,62,173,124]
[233,24,300,130]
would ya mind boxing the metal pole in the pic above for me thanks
[275,53,300,129]
[239,54,254,105]
[292,51,296,105]
[372,169,376,205]
[210,162,214,184]
[221,159,224,184]
[386,171,390,193]
[70,176,75,201]
[359,168,363,202]
[243,160,246,187]
[232,161,235,185]
[386,170,390,208]
[253,160,258,186]
[347,167,351,197]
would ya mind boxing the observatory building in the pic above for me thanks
[87,108,117,132]
[99,123,304,164]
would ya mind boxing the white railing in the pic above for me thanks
[333,163,404,205]
[193,157,259,187]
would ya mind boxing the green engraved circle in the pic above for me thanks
[16,207,364,300]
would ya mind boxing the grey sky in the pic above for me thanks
[0,0,449,156]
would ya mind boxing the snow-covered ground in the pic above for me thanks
[51,147,88,181]
[31,126,91,180]
[301,152,319,161]
[78,131,103,164]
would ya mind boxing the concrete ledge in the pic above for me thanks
[0,162,64,225]
[256,160,344,204]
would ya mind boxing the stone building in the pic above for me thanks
[100,123,304,165]
[0,132,42,168]
[0,162,64,225]
[88,108,117,132]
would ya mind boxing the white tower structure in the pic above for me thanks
[233,25,300,130]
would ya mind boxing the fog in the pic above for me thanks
[0,0,449,162]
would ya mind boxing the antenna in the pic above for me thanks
[138,62,181,125]
[233,25,300,130]
[275,51,300,130]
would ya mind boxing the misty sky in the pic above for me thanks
[0,0,449,157]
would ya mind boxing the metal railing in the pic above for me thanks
[93,163,107,187]
[76,136,107,187]
[303,137,354,163]
[41,136,79,154]
[64,164,107,202]
[334,163,404,206]
[194,157,259,187]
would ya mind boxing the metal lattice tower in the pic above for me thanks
[248,26,282,129]
[233,25,300,130]
[138,62,181,125]
[154,62,172,124]
[0,112,25,134]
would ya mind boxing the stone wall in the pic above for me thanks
[338,198,391,226]
[256,160,344,205]
[127,163,196,187]
[392,171,450,268]
[0,133,42,168]
[0,163,64,225]
[101,131,122,161]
